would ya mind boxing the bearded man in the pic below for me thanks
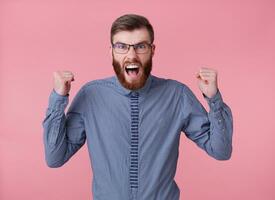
[43,14,233,200]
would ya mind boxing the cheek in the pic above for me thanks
[113,54,124,65]
[140,55,151,65]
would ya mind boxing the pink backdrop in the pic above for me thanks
[1,0,275,199]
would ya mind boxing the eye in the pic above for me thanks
[115,43,127,49]
[135,43,146,49]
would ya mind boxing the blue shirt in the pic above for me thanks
[43,74,233,200]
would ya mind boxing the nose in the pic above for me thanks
[126,46,138,59]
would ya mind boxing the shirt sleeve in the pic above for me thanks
[180,85,233,160]
[42,88,86,167]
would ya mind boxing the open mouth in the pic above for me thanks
[125,64,140,76]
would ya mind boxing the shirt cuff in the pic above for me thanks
[203,89,223,112]
[48,89,69,110]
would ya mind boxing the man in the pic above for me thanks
[43,14,233,200]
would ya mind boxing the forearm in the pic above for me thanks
[42,90,69,167]
[204,90,233,160]
[42,90,84,168]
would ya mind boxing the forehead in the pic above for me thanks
[113,28,151,44]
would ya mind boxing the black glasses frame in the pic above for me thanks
[111,42,153,54]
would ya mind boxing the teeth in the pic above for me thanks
[125,64,139,69]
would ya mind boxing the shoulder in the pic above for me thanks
[80,76,116,92]
[150,75,197,102]
[151,75,189,91]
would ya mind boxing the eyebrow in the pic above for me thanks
[114,40,151,45]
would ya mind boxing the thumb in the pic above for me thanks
[196,73,209,84]
[196,73,201,79]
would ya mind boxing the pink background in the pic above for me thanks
[1,0,275,199]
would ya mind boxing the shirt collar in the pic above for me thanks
[113,74,153,97]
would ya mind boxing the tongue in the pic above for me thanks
[128,70,138,77]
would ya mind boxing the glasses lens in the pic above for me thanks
[113,43,128,53]
[134,43,149,54]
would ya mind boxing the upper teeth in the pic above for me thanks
[126,65,139,69]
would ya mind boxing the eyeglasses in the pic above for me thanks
[112,42,153,54]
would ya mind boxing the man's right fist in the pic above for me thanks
[53,71,75,96]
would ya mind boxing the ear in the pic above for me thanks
[151,44,156,57]
[109,46,113,59]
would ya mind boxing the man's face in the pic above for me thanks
[111,28,155,90]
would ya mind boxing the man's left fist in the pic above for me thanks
[196,67,218,98]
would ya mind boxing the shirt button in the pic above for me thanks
[218,119,222,123]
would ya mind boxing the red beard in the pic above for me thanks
[112,55,152,90]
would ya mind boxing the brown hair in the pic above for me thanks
[111,14,154,44]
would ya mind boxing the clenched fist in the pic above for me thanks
[53,71,75,96]
[196,67,218,99]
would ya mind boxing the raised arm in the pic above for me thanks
[181,68,233,160]
[42,71,86,167]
